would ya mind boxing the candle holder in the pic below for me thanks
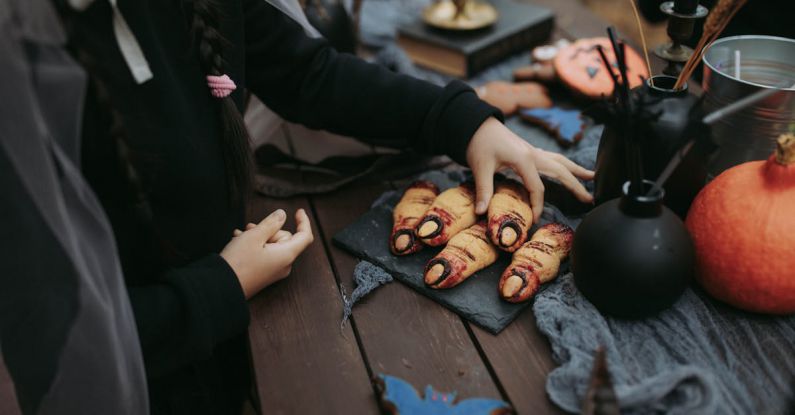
[654,0,709,77]
[422,0,499,31]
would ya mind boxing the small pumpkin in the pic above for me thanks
[686,133,795,314]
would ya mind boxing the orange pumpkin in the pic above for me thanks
[686,133,795,314]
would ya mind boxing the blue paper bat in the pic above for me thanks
[519,107,586,146]
[376,374,512,415]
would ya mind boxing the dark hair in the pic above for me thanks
[55,1,252,261]
[188,0,253,203]
[69,46,155,229]
[67,45,181,265]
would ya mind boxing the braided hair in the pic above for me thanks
[55,0,253,219]
[68,46,155,232]
[188,0,254,203]
[53,0,252,267]
[54,1,256,262]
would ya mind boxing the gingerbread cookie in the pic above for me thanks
[519,107,587,147]
[513,39,570,82]
[476,81,552,116]
[553,37,648,99]
[513,63,556,83]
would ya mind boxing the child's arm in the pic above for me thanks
[243,0,495,166]
[242,0,593,217]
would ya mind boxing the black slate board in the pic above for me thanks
[332,174,569,334]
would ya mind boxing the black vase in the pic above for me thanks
[593,75,705,218]
[304,0,357,54]
[572,180,694,319]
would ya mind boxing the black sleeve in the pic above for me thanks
[127,255,250,378]
[242,0,503,165]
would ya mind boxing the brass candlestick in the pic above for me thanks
[422,0,498,31]
[654,0,709,76]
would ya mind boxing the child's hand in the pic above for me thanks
[466,117,594,222]
[221,209,315,299]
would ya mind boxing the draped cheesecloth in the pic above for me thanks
[0,0,148,413]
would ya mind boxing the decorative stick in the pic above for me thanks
[596,44,619,88]
[606,27,626,92]
[619,40,644,193]
[674,0,748,90]
[607,29,642,194]
[628,0,654,87]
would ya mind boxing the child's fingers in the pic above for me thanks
[546,151,595,180]
[250,209,286,243]
[472,159,496,215]
[235,223,282,239]
[295,208,312,235]
[268,230,292,243]
[555,165,593,203]
[283,209,314,254]
[515,162,545,223]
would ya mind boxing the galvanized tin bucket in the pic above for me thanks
[702,35,795,178]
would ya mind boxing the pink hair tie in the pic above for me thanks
[206,74,237,98]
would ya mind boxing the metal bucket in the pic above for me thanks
[702,35,795,177]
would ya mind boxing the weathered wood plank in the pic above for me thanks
[312,182,507,402]
[246,195,378,415]
[470,312,565,414]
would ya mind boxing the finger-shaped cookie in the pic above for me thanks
[416,183,477,247]
[499,223,574,302]
[487,180,533,252]
[425,221,498,289]
[390,181,440,255]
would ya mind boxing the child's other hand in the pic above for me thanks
[221,208,315,299]
[466,117,594,222]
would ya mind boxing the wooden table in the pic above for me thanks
[245,2,628,414]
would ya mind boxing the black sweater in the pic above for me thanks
[63,0,500,413]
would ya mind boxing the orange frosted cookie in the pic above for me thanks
[476,81,552,116]
[553,37,648,99]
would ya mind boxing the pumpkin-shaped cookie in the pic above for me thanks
[553,37,648,99]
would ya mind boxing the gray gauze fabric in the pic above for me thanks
[0,0,149,413]
[535,276,795,415]
[340,261,393,329]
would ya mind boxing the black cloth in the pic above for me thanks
[0,0,148,413]
[60,0,501,414]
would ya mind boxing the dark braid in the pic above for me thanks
[189,0,253,204]
[71,46,155,230]
[51,0,184,263]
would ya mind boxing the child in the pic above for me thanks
[57,0,593,413]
